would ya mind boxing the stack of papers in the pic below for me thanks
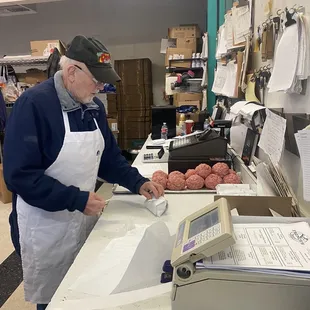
[295,128,310,202]
[197,222,310,278]
[256,158,300,217]
[268,14,310,94]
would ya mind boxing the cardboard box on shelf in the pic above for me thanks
[176,38,197,53]
[107,118,118,133]
[168,25,201,39]
[165,48,192,68]
[174,93,203,105]
[30,40,66,57]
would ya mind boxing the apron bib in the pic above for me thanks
[17,111,104,304]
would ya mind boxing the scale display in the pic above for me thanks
[171,198,235,267]
[189,208,219,239]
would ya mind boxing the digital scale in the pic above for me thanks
[171,198,310,310]
[142,146,169,163]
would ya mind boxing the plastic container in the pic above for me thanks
[161,123,168,140]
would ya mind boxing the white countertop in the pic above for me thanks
[47,136,258,310]
[47,138,218,310]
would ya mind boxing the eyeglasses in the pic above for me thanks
[74,65,104,88]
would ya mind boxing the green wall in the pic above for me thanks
[207,0,233,113]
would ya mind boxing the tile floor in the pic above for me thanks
[0,183,113,309]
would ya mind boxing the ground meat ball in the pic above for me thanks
[195,164,212,179]
[167,176,186,191]
[229,169,236,175]
[212,163,230,178]
[186,175,205,190]
[223,173,241,184]
[185,169,196,179]
[205,174,223,190]
[169,171,186,180]
[152,175,168,189]
[153,170,168,179]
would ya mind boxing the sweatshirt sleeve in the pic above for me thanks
[3,95,89,213]
[96,103,148,193]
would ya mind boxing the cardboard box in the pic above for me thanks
[214,196,292,217]
[30,40,66,57]
[168,25,201,39]
[107,118,118,133]
[176,38,197,52]
[174,93,203,106]
[165,48,192,68]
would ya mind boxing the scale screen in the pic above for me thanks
[189,208,219,239]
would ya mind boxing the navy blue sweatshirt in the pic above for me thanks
[3,77,148,255]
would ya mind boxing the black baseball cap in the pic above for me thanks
[65,35,121,84]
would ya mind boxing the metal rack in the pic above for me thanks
[0,56,49,66]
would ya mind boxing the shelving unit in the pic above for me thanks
[0,56,49,66]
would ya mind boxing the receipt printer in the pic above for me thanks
[171,198,310,310]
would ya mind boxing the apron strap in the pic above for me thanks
[63,111,100,132]
[62,111,71,132]
[93,118,99,130]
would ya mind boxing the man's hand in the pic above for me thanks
[139,181,165,200]
[83,192,106,216]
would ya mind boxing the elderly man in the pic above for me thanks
[3,36,164,310]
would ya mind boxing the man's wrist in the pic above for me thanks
[72,191,89,213]
[135,178,149,194]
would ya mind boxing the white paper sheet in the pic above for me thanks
[211,64,227,94]
[230,101,248,115]
[230,124,248,157]
[69,222,174,299]
[239,103,265,117]
[221,61,238,97]
[69,225,149,297]
[232,6,251,45]
[198,222,310,275]
[216,25,228,58]
[268,24,299,93]
[225,13,234,50]
[258,109,287,165]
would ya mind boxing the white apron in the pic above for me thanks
[16,111,105,304]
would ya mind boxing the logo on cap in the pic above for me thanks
[97,52,111,64]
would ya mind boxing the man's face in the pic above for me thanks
[69,64,104,103]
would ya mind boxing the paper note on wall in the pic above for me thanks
[212,64,228,94]
[258,109,286,165]
[232,6,251,45]
[221,62,238,98]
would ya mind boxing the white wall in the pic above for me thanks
[0,0,207,105]
[253,0,310,216]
